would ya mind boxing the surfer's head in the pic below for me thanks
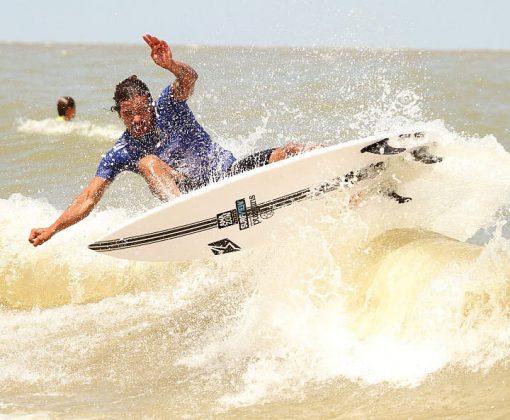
[57,96,76,121]
[112,75,155,139]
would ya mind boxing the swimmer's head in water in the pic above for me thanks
[57,96,76,121]
[113,76,155,139]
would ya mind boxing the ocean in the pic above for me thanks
[1,42,509,418]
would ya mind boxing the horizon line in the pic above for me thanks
[1,39,509,54]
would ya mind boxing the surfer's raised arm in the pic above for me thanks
[143,34,198,101]
[28,177,110,247]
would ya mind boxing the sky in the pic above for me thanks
[1,0,509,50]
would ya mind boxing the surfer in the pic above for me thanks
[29,34,313,247]
[56,96,76,121]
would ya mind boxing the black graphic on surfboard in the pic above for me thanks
[208,238,241,255]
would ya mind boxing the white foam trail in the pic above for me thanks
[16,118,122,141]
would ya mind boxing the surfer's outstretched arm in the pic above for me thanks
[28,177,110,247]
[143,34,198,101]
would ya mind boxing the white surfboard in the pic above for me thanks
[89,131,440,262]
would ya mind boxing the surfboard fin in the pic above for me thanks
[360,138,407,155]
[386,191,412,204]
[411,146,443,164]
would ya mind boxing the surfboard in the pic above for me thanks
[88,131,440,262]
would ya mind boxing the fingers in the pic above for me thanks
[28,228,48,247]
[30,235,45,247]
[29,228,39,241]
[143,34,163,48]
[142,34,156,46]
[29,232,40,246]
[29,228,44,243]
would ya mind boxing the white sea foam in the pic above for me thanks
[175,121,510,407]
[1,121,510,410]
[16,118,122,141]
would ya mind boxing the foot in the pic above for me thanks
[411,147,443,164]
[387,191,412,204]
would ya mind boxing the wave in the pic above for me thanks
[180,228,510,408]
[16,118,122,140]
[1,120,510,407]
[0,194,183,309]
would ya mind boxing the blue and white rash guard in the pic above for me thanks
[96,85,236,188]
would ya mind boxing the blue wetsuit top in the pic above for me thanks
[96,85,236,188]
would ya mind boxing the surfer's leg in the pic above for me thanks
[268,143,322,163]
[228,148,276,176]
[137,155,183,201]
[229,143,323,177]
[228,143,323,176]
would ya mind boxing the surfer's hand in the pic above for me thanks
[143,34,173,69]
[29,227,54,247]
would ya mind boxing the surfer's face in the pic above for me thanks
[119,95,155,138]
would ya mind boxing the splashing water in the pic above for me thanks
[2,121,510,414]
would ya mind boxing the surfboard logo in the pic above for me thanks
[236,199,250,230]
[216,195,267,230]
[217,210,236,229]
[208,238,241,255]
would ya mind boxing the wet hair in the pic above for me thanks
[111,75,152,113]
[57,96,75,117]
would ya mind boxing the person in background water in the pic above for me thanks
[56,96,76,121]
[29,34,314,247]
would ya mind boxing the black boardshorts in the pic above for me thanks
[227,148,276,177]
[178,148,277,193]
